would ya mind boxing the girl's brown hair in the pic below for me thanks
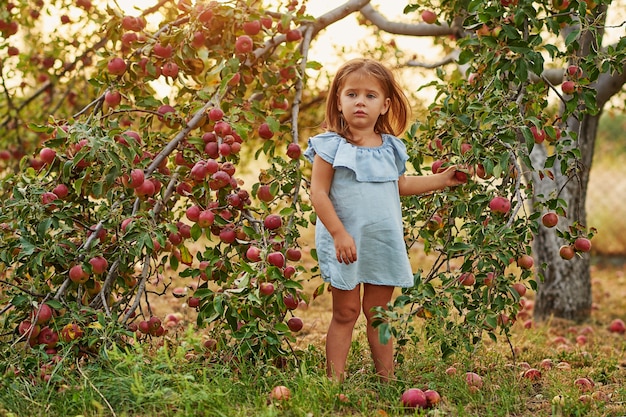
[324,58,411,138]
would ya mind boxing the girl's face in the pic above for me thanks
[337,71,390,133]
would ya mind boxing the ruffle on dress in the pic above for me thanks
[303,132,408,182]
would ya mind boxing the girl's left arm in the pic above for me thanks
[398,166,465,196]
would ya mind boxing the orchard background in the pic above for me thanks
[0,0,625,415]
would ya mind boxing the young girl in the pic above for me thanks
[304,58,464,382]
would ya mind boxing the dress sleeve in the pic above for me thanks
[385,135,409,176]
[304,132,407,182]
[303,132,343,164]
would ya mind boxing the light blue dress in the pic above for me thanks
[304,132,414,291]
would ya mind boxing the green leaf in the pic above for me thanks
[565,29,580,47]
[458,49,476,66]
[377,322,392,345]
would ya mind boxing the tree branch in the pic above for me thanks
[404,50,460,69]
[360,3,457,37]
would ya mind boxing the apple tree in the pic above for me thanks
[339,0,624,357]
[0,0,334,380]
[0,0,624,379]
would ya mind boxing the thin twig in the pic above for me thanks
[76,362,117,417]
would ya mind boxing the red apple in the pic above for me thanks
[127,168,145,189]
[489,196,511,214]
[242,20,261,36]
[512,283,527,297]
[454,170,468,183]
[287,317,303,332]
[135,179,156,197]
[522,368,542,381]
[269,385,291,401]
[235,35,253,54]
[286,143,301,160]
[423,389,441,408]
[608,318,626,334]
[476,24,491,37]
[267,252,285,268]
[105,90,122,108]
[460,143,472,155]
[41,192,58,208]
[566,64,583,79]
[89,256,108,274]
[541,212,558,228]
[573,237,591,252]
[107,57,127,76]
[188,297,200,308]
[52,184,69,199]
[18,320,41,338]
[186,205,201,222]
[161,61,179,78]
[401,388,427,409]
[285,28,302,42]
[260,16,273,29]
[426,214,443,231]
[421,10,437,24]
[483,272,495,286]
[197,210,215,228]
[153,43,172,59]
[283,293,298,310]
[258,122,274,140]
[208,107,224,122]
[286,248,301,262]
[283,265,296,279]
[264,214,282,230]
[431,159,446,174]
[559,245,575,260]
[259,282,275,296]
[517,255,534,270]
[465,372,483,389]
[219,227,236,244]
[69,264,89,284]
[531,126,546,144]
[459,272,475,286]
[257,185,274,202]
[39,147,56,165]
[561,80,576,94]
[35,304,53,324]
[574,377,594,392]
[37,327,59,348]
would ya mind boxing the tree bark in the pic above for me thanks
[531,112,600,322]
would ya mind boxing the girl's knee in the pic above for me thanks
[332,305,360,325]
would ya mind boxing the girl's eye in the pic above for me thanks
[367,94,376,98]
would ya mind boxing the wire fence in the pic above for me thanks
[587,164,626,256]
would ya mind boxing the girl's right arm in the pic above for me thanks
[309,155,357,264]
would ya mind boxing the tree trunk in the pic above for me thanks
[531,112,600,322]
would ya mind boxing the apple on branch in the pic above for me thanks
[421,10,437,24]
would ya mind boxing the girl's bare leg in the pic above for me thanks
[325,285,361,381]
[362,283,395,381]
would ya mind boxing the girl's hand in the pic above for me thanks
[333,231,357,264]
[440,165,472,187]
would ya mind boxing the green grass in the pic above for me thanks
[2,300,625,417]
[2,241,626,417]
